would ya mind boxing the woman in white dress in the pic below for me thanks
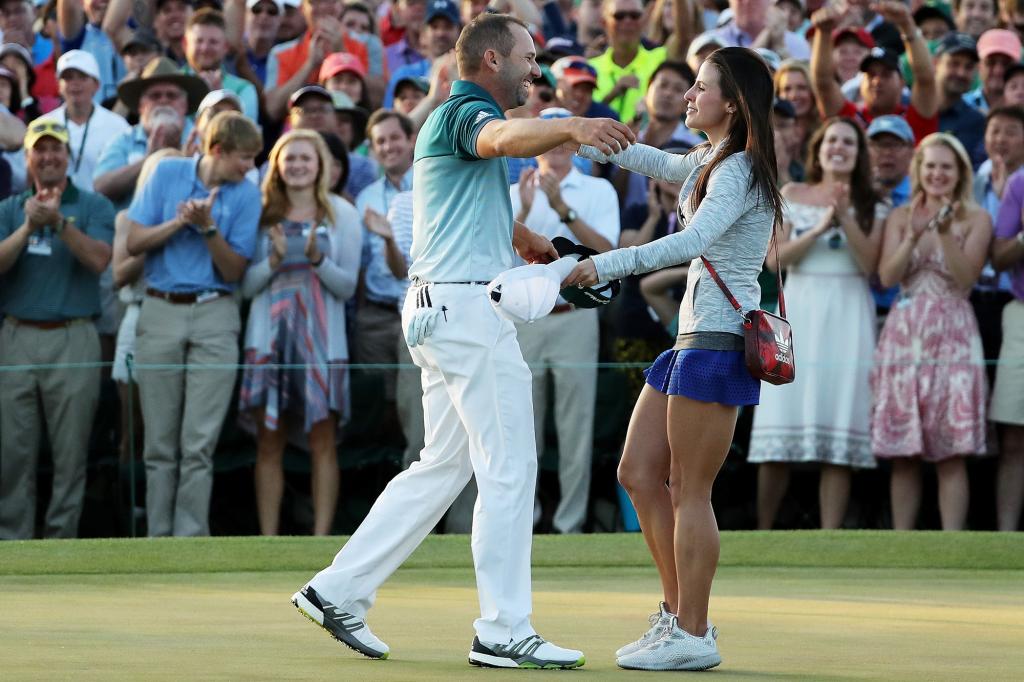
[748,117,884,529]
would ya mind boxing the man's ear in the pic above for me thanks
[483,48,500,73]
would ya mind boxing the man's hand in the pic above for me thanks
[810,0,847,32]
[198,69,223,91]
[537,171,564,209]
[179,187,219,229]
[561,259,598,288]
[517,167,537,215]
[25,188,62,230]
[364,207,394,240]
[570,117,636,156]
[513,221,558,263]
[870,1,913,33]
[611,73,640,98]
[147,123,182,155]
[428,51,458,104]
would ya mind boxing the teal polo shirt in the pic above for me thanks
[408,80,515,283]
[0,182,115,321]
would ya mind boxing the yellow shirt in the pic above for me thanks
[589,45,667,123]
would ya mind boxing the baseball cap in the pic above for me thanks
[0,43,33,69]
[395,75,430,94]
[833,27,874,49]
[289,84,333,107]
[197,88,242,116]
[913,1,955,32]
[425,0,459,25]
[542,36,584,59]
[552,236,622,308]
[246,0,282,9]
[487,257,579,325]
[551,56,598,87]
[935,32,978,60]
[534,65,556,89]
[24,119,70,149]
[687,33,725,62]
[121,27,162,54]
[860,46,900,73]
[281,0,299,6]
[320,51,367,82]
[978,29,1022,61]
[57,49,101,81]
[539,106,571,119]
[773,98,796,119]
[866,115,915,145]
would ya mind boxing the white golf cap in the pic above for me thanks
[197,88,243,116]
[487,257,579,325]
[281,0,301,7]
[246,0,285,10]
[57,49,101,82]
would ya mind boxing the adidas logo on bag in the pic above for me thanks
[774,331,790,363]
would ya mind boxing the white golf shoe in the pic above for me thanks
[291,585,390,659]
[615,601,674,658]
[469,634,585,669]
[616,616,720,671]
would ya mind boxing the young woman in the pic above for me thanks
[872,133,992,531]
[564,47,782,671]
[748,118,884,530]
[238,130,362,536]
[774,60,819,164]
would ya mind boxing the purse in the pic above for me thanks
[700,237,795,385]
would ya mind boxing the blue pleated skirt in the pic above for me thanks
[643,348,760,406]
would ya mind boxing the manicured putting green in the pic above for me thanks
[2,533,1022,680]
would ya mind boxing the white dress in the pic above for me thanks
[747,201,879,469]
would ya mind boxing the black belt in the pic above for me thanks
[414,280,489,286]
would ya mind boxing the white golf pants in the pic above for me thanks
[309,283,538,644]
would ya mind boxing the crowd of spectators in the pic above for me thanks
[0,0,1023,539]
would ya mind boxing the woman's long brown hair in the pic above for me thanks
[260,129,336,229]
[804,116,879,234]
[687,47,784,231]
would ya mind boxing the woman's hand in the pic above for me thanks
[268,222,287,269]
[646,179,665,220]
[830,181,851,216]
[561,259,599,288]
[933,202,958,235]
[305,223,323,265]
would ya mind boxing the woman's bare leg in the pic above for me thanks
[309,416,339,536]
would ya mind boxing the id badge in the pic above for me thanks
[27,232,53,256]
[195,290,220,304]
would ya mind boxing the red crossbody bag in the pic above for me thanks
[700,237,795,385]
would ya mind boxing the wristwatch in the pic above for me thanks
[201,224,218,239]
[560,208,578,224]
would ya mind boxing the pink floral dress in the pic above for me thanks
[870,224,987,461]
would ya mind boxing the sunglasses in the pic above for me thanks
[30,121,67,135]
[612,10,643,22]
[251,4,279,15]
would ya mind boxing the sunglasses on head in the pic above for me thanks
[612,10,643,22]
[30,121,67,135]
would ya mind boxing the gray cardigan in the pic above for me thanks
[579,142,774,341]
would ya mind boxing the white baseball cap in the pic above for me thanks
[57,49,101,82]
[197,88,242,116]
[487,257,579,324]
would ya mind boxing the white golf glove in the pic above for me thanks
[404,306,442,347]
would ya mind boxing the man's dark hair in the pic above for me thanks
[366,109,415,140]
[456,13,529,76]
[987,104,1024,131]
[187,8,227,31]
[649,61,695,89]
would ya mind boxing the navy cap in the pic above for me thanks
[860,46,900,73]
[866,115,915,144]
[425,0,460,25]
[935,32,978,60]
[773,98,796,119]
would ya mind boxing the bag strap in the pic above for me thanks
[700,227,786,319]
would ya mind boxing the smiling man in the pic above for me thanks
[0,118,114,540]
[290,12,633,668]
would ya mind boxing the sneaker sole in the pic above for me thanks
[290,590,389,660]
[617,653,721,671]
[468,651,586,670]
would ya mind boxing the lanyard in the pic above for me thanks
[64,107,92,176]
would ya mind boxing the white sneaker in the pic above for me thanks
[291,585,390,659]
[615,601,673,658]
[469,634,585,669]
[617,616,720,671]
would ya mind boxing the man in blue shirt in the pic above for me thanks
[126,112,262,537]
[292,12,633,668]
[0,119,114,540]
[383,0,461,108]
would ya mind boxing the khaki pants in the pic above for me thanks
[516,308,599,534]
[0,320,100,539]
[134,296,240,537]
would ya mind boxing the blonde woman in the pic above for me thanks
[873,133,993,531]
[111,148,184,462]
[238,130,362,536]
[774,60,819,161]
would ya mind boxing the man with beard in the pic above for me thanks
[182,9,259,120]
[290,12,633,668]
[934,32,986,167]
[93,58,207,209]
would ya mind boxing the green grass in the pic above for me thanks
[1,531,1022,575]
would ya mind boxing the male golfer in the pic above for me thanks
[291,12,634,669]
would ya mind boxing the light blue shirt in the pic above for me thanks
[710,25,810,60]
[346,153,381,200]
[387,190,416,305]
[127,156,260,293]
[409,80,514,282]
[355,167,413,304]
[93,122,193,210]
[61,23,125,103]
